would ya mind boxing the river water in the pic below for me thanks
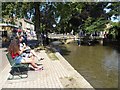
[56,42,119,88]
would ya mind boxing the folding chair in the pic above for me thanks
[6,53,29,80]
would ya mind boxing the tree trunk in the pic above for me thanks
[34,2,40,43]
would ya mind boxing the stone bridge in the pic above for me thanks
[48,34,103,45]
[48,34,75,44]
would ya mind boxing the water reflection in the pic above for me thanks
[57,42,119,88]
[103,50,118,73]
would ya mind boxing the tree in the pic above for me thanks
[3,2,119,42]
[34,2,41,42]
[106,2,120,19]
[2,2,16,24]
[2,2,33,24]
[2,2,42,43]
[106,2,120,41]
[54,2,108,34]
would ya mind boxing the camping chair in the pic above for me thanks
[6,53,29,80]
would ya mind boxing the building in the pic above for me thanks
[18,18,36,39]
[0,22,19,42]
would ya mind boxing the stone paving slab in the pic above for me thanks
[0,48,11,90]
[2,50,94,89]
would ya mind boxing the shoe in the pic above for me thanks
[34,66,43,71]
[38,58,44,61]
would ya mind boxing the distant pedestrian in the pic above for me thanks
[104,32,107,39]
[71,30,74,35]
[79,30,83,37]
[46,35,49,45]
[40,33,45,46]
[77,38,81,46]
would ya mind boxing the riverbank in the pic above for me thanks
[56,42,119,88]
[1,46,94,89]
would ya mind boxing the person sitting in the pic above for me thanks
[18,36,44,61]
[8,38,42,71]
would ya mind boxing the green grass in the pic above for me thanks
[35,45,59,60]
[45,47,59,61]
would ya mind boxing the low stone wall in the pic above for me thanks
[53,49,94,89]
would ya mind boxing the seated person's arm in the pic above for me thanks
[22,43,31,50]
[19,48,26,55]
[20,43,26,50]
[23,43,27,49]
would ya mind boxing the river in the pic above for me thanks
[55,42,119,88]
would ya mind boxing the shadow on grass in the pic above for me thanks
[53,45,71,56]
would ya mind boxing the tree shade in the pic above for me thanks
[2,2,119,41]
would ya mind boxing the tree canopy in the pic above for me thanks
[2,2,120,40]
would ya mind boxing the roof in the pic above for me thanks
[0,23,19,28]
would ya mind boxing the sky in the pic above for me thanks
[111,15,120,22]
[104,3,119,22]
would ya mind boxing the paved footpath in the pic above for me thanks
[1,49,95,89]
